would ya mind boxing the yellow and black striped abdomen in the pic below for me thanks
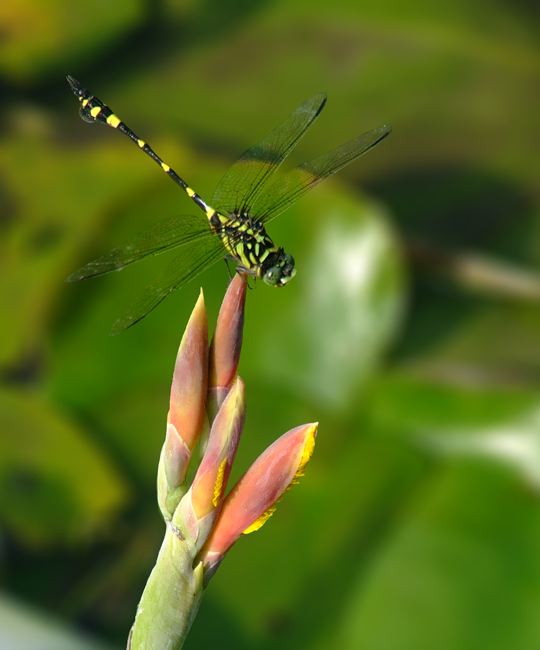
[67,76,213,218]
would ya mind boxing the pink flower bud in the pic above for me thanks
[199,423,318,577]
[168,290,208,453]
[191,377,246,520]
[207,274,247,419]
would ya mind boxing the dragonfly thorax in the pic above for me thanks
[210,211,295,286]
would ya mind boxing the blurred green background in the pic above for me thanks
[1,0,540,648]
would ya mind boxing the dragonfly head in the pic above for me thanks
[262,249,296,287]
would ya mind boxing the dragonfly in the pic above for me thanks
[66,76,391,334]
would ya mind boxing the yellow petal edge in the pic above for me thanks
[213,457,228,507]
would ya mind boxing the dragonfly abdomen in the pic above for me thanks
[66,76,213,218]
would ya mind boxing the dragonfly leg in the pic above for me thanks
[224,258,253,288]
[223,258,234,283]
[235,266,255,290]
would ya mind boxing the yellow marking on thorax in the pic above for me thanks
[218,214,228,224]
[106,113,121,128]
[161,163,170,172]
[221,235,236,256]
[90,106,102,118]
[236,242,247,265]
[137,139,146,148]
[259,248,270,263]
[236,242,253,268]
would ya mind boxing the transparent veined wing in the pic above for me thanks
[254,125,392,224]
[211,93,327,215]
[66,214,214,281]
[110,235,227,334]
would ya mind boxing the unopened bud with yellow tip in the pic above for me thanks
[198,422,318,583]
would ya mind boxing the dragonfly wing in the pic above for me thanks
[211,93,327,215]
[110,236,226,334]
[67,214,214,281]
[255,125,392,224]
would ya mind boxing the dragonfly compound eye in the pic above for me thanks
[262,266,282,286]
[277,265,297,286]
[263,253,296,287]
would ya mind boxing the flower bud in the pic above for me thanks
[199,422,317,579]
[192,377,246,519]
[168,289,208,451]
[172,377,246,549]
[207,274,247,420]
[157,290,208,520]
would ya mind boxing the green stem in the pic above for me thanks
[128,526,204,650]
